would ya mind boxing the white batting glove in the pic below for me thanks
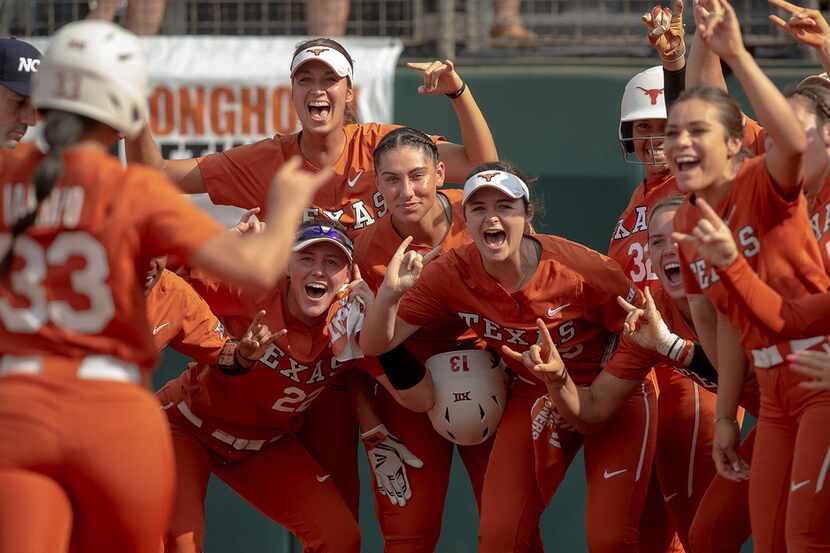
[361,424,424,507]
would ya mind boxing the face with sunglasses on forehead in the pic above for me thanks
[287,220,355,325]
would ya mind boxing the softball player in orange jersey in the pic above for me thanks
[670,2,830,551]
[157,219,412,553]
[613,62,718,553]
[352,127,517,552]
[0,21,329,553]
[360,162,659,553]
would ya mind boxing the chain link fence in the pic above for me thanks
[0,0,820,58]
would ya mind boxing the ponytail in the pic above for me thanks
[1,110,87,279]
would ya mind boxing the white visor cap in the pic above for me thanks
[462,170,530,206]
[290,46,353,82]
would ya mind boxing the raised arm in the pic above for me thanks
[190,158,332,292]
[698,0,806,192]
[687,0,729,91]
[126,126,206,194]
[406,60,499,183]
[643,1,688,106]
[769,0,830,74]
[359,237,426,356]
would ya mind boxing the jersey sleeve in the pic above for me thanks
[742,115,766,156]
[198,139,279,209]
[131,168,225,267]
[603,335,656,381]
[717,254,830,338]
[673,205,704,295]
[397,256,457,328]
[168,277,228,364]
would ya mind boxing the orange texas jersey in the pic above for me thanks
[608,173,680,289]
[175,275,382,436]
[146,269,226,364]
[742,115,766,157]
[674,155,830,351]
[198,123,445,236]
[808,175,830,271]
[353,188,481,361]
[397,235,640,386]
[716,254,830,339]
[0,144,224,374]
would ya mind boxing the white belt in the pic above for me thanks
[171,401,282,452]
[0,355,140,384]
[751,336,825,369]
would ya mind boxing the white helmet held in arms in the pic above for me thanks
[426,349,509,446]
[33,20,149,139]
[619,66,666,165]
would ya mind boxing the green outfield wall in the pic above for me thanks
[154,59,815,552]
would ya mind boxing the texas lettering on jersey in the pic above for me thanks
[686,225,760,290]
[301,190,388,232]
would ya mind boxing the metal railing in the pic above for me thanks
[0,0,819,59]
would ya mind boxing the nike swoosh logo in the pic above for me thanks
[547,304,570,317]
[603,468,628,479]
[316,474,331,483]
[723,205,737,226]
[663,492,678,502]
[160,402,174,410]
[152,322,169,336]
[791,479,810,492]
[347,171,364,188]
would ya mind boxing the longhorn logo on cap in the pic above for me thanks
[308,47,329,56]
[478,172,501,182]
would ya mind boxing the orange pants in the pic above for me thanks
[479,379,658,553]
[159,393,359,553]
[649,370,718,551]
[0,375,174,553]
[750,362,830,553]
[296,383,360,518]
[370,386,494,552]
[688,428,755,553]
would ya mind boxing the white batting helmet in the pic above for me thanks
[619,66,666,164]
[33,20,149,139]
[426,349,509,446]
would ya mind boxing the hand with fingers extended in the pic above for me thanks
[642,0,686,63]
[712,416,750,481]
[788,343,830,390]
[769,0,830,50]
[268,156,334,215]
[407,59,465,97]
[672,197,738,269]
[694,0,747,62]
[346,264,376,310]
[617,286,681,355]
[379,236,427,300]
[236,310,287,369]
[362,424,424,507]
[502,319,568,389]
[232,207,265,235]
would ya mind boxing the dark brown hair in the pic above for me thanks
[671,85,744,142]
[790,85,830,132]
[373,127,439,171]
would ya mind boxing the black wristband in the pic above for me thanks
[683,342,719,390]
[378,345,427,390]
[663,66,686,111]
[446,82,466,99]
